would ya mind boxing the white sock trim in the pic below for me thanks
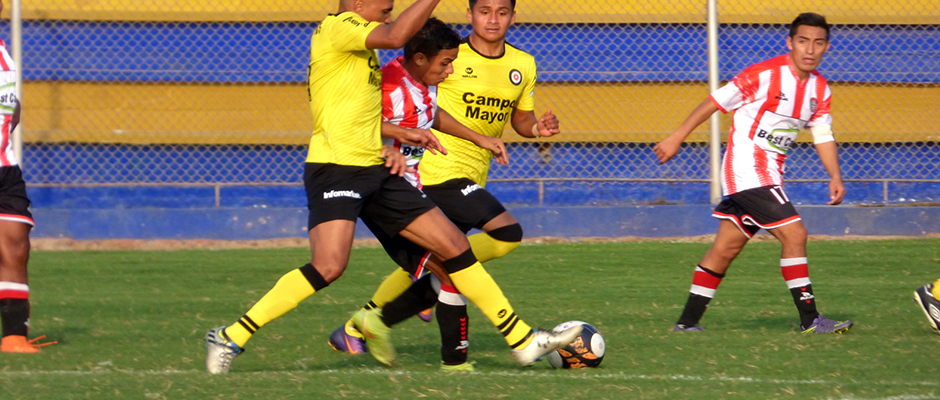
[780,257,808,267]
[0,282,29,292]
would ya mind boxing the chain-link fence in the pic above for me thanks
[6,0,940,207]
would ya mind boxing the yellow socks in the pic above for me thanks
[932,278,940,298]
[468,232,520,263]
[226,265,326,347]
[449,262,533,349]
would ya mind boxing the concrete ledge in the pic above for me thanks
[30,206,940,241]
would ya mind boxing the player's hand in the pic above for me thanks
[653,135,683,164]
[479,136,509,166]
[827,178,845,205]
[535,110,560,138]
[398,128,447,156]
[382,145,415,177]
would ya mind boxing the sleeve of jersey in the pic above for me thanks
[330,13,381,53]
[0,72,14,115]
[515,57,537,112]
[805,84,832,128]
[709,79,745,114]
[382,86,404,124]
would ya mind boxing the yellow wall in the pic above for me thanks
[21,81,940,144]
[6,0,937,24]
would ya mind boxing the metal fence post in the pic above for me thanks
[11,0,22,166]
[707,0,721,204]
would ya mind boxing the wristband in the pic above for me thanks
[531,124,541,139]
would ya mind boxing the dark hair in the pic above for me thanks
[789,12,830,40]
[403,17,461,61]
[469,0,516,11]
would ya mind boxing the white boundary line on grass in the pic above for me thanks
[1,368,938,389]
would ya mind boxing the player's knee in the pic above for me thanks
[488,223,523,243]
[441,249,478,274]
[305,262,343,284]
[485,223,523,258]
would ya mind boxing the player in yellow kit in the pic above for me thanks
[331,0,563,370]
[203,0,578,374]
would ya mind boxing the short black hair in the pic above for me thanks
[469,0,516,11]
[403,17,461,61]
[789,12,830,40]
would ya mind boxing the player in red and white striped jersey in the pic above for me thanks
[379,38,508,188]
[0,1,53,353]
[654,13,852,334]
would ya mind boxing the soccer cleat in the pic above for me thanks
[800,315,854,334]
[328,322,368,354]
[440,361,475,372]
[913,284,940,334]
[418,307,434,323]
[204,326,243,374]
[0,335,56,353]
[352,309,396,366]
[510,325,582,367]
[672,323,706,332]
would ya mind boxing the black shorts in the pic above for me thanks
[361,217,432,276]
[362,178,507,274]
[304,163,435,238]
[712,185,800,238]
[422,178,507,234]
[0,166,34,227]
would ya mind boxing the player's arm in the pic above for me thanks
[653,98,719,164]
[365,0,441,50]
[510,108,559,140]
[433,108,508,165]
[815,140,844,205]
[380,122,446,155]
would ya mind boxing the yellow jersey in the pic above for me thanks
[419,40,537,186]
[305,12,385,166]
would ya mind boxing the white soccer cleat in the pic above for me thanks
[510,325,582,367]
[205,326,243,374]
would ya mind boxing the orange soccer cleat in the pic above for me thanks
[1,335,57,353]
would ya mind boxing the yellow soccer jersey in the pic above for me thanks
[305,12,385,166]
[419,40,537,186]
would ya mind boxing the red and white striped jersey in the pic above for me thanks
[0,39,18,167]
[381,56,437,189]
[710,55,832,196]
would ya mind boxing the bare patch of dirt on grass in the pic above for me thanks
[30,233,940,251]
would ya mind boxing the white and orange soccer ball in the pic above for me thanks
[545,321,605,369]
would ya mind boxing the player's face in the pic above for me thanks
[356,0,394,24]
[786,25,830,76]
[417,48,458,86]
[467,0,515,43]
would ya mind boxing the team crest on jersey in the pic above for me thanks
[810,98,818,113]
[509,69,522,85]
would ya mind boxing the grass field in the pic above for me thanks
[1,239,939,399]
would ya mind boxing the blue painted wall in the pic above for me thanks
[8,21,939,83]
[30,206,940,240]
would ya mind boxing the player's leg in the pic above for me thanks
[330,222,432,355]
[0,166,51,353]
[0,219,45,353]
[205,163,365,374]
[395,210,580,366]
[913,278,940,334]
[424,179,523,264]
[674,219,749,331]
[767,220,852,333]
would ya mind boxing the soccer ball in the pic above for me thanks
[545,321,605,369]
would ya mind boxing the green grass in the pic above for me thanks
[2,239,939,399]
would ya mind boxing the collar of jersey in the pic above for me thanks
[464,36,507,60]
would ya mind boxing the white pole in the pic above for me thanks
[707,0,721,204]
[11,0,22,166]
